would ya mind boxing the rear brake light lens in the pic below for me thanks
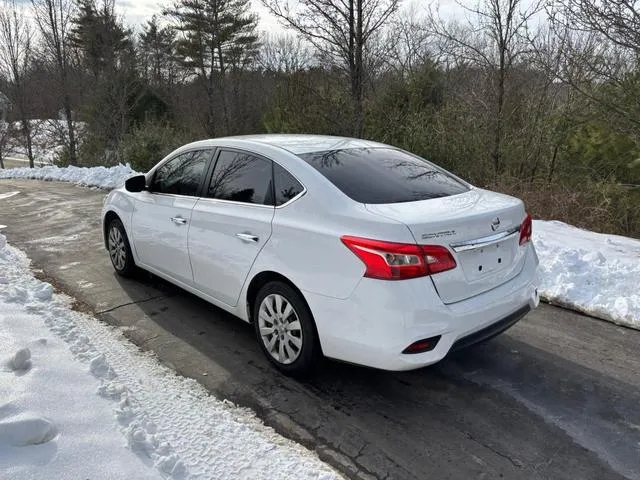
[341,236,457,280]
[519,214,532,246]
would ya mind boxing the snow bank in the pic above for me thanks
[0,234,341,480]
[533,220,640,329]
[0,164,139,190]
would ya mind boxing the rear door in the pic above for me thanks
[189,149,275,306]
[132,149,212,285]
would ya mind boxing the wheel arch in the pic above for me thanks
[245,270,325,357]
[247,272,323,340]
[245,271,302,320]
[246,270,324,375]
[103,210,121,249]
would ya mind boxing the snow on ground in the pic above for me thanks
[0,164,138,190]
[0,191,20,200]
[1,165,639,329]
[533,220,640,329]
[0,234,341,480]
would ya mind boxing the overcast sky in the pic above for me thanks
[6,0,524,33]
[112,0,467,33]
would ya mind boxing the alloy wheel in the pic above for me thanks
[108,226,127,271]
[258,293,303,365]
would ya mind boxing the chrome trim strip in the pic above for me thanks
[193,188,307,209]
[145,186,307,209]
[142,192,195,199]
[196,196,275,209]
[450,226,520,253]
[275,188,307,209]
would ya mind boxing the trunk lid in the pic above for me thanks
[365,188,527,304]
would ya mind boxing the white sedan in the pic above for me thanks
[102,135,539,376]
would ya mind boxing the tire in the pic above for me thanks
[253,281,321,378]
[106,217,136,277]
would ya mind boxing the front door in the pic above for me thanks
[132,149,212,285]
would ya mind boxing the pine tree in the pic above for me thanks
[70,0,132,77]
[139,16,178,87]
[164,0,259,135]
[69,0,143,160]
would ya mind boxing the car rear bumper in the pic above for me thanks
[450,304,531,352]
[304,243,539,371]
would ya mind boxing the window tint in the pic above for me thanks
[298,148,469,204]
[274,163,304,206]
[208,150,274,205]
[151,150,209,196]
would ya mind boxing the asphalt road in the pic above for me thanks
[1,179,639,480]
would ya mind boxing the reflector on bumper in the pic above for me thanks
[402,336,441,354]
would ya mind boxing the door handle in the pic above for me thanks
[171,217,188,225]
[235,233,259,243]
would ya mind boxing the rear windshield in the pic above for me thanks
[297,148,469,204]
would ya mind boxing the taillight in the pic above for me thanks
[519,214,532,246]
[341,236,457,280]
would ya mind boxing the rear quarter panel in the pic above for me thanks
[247,193,417,300]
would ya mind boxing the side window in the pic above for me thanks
[274,163,304,206]
[151,150,209,196]
[207,150,274,206]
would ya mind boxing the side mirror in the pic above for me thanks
[125,175,147,193]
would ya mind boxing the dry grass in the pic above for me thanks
[487,177,640,238]
[1,158,50,169]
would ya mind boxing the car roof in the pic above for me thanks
[194,134,388,155]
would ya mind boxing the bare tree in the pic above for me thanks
[548,1,640,130]
[383,9,435,76]
[523,22,579,183]
[258,33,313,73]
[552,0,640,52]
[429,0,544,173]
[0,0,35,167]
[0,121,11,169]
[31,0,79,165]
[261,0,400,136]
